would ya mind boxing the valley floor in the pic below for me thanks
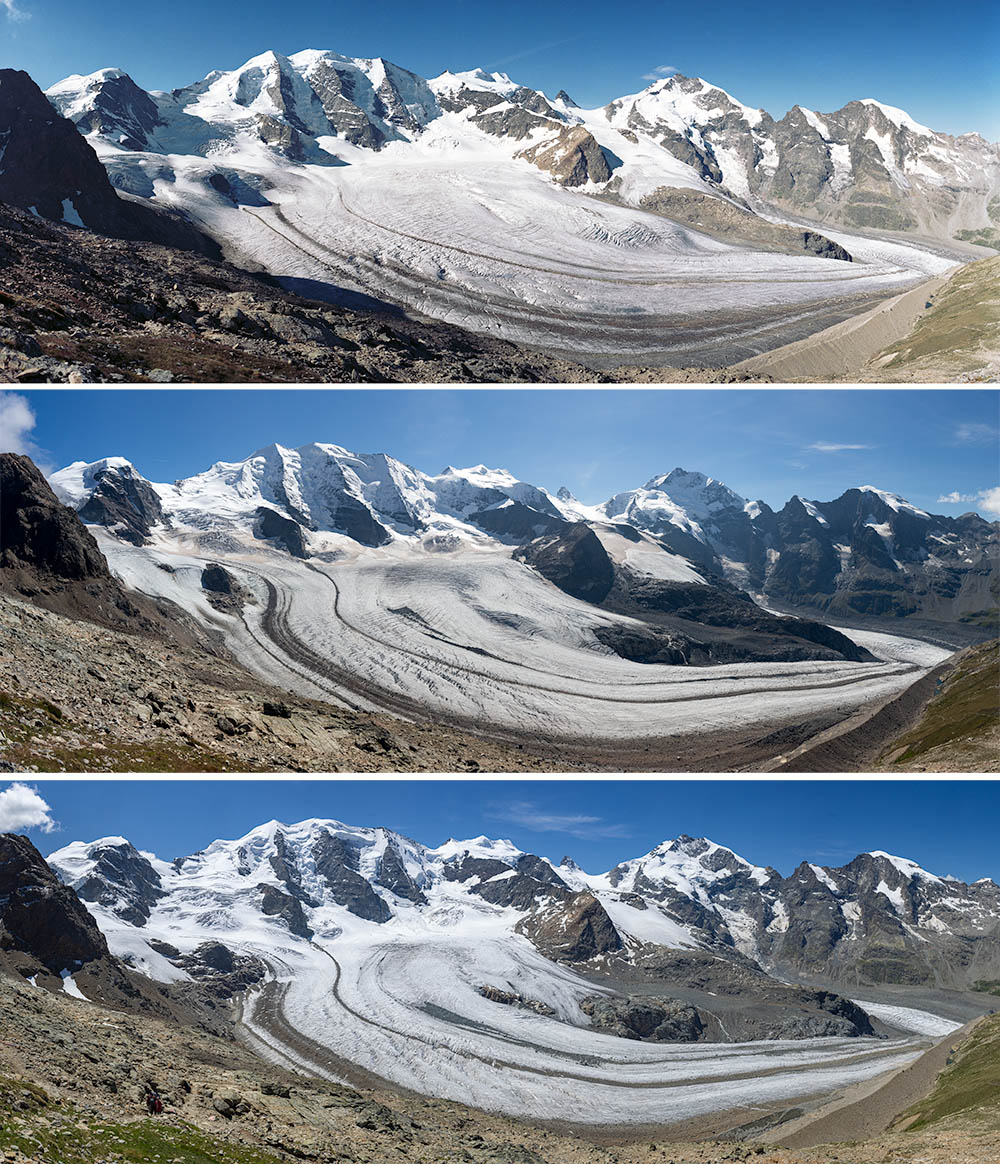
[0,971,997,1164]
[1,199,993,384]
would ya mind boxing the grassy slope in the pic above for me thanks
[874,254,1000,380]
[0,1075,283,1164]
[900,1011,1000,1132]
[879,638,1000,767]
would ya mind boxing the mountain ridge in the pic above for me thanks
[46,820,1000,985]
[48,445,999,633]
[26,50,995,369]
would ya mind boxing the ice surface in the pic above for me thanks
[851,1001,961,1037]
[48,45,960,360]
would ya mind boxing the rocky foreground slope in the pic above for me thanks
[0,202,672,384]
[1,967,994,1164]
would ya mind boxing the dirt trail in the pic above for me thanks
[731,271,953,380]
[773,1017,981,1148]
[760,656,953,772]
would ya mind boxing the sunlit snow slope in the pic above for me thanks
[48,823,979,1127]
[44,50,989,364]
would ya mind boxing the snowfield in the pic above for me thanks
[45,48,970,365]
[49,821,961,1127]
[92,526,950,743]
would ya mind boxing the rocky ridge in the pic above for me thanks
[51,449,999,637]
[45,53,1000,247]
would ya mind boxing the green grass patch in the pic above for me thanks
[954,227,1000,250]
[973,979,1000,997]
[0,1075,286,1164]
[888,639,999,764]
[902,1012,1000,1131]
[0,687,248,773]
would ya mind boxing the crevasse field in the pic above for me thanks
[94,528,950,743]
[49,822,962,1128]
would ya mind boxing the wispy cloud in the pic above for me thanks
[1,0,28,21]
[489,34,586,71]
[643,64,679,82]
[807,441,874,452]
[485,800,631,840]
[936,486,1000,517]
[953,422,999,445]
[0,783,57,834]
[0,391,40,457]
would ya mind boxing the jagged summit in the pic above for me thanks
[46,443,998,630]
[44,818,999,1003]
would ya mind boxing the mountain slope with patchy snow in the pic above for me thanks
[36,51,996,364]
[43,823,993,1124]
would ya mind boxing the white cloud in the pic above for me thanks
[0,391,38,455]
[642,65,679,82]
[485,800,630,840]
[0,783,56,834]
[979,486,1000,519]
[936,486,1000,517]
[1,0,27,21]
[808,442,874,452]
[953,422,999,445]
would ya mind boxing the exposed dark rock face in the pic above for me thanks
[172,941,267,998]
[757,852,1000,988]
[312,830,391,922]
[0,833,112,972]
[200,563,252,614]
[253,507,308,558]
[258,883,313,938]
[76,462,165,545]
[581,994,705,1042]
[514,523,615,603]
[70,840,165,926]
[1,454,110,584]
[517,892,623,962]
[0,70,216,255]
[477,985,555,1015]
[594,623,691,665]
[518,125,613,186]
[63,71,165,150]
[375,841,427,905]
[604,574,874,663]
[469,501,565,541]
[268,830,317,907]
[306,59,387,148]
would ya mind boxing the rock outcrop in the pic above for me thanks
[0,69,217,254]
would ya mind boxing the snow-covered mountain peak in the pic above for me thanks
[855,486,930,518]
[48,457,141,505]
[857,99,934,138]
[866,851,944,883]
[429,835,525,863]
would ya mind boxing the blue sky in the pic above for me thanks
[2,0,998,139]
[5,388,999,519]
[3,779,998,884]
